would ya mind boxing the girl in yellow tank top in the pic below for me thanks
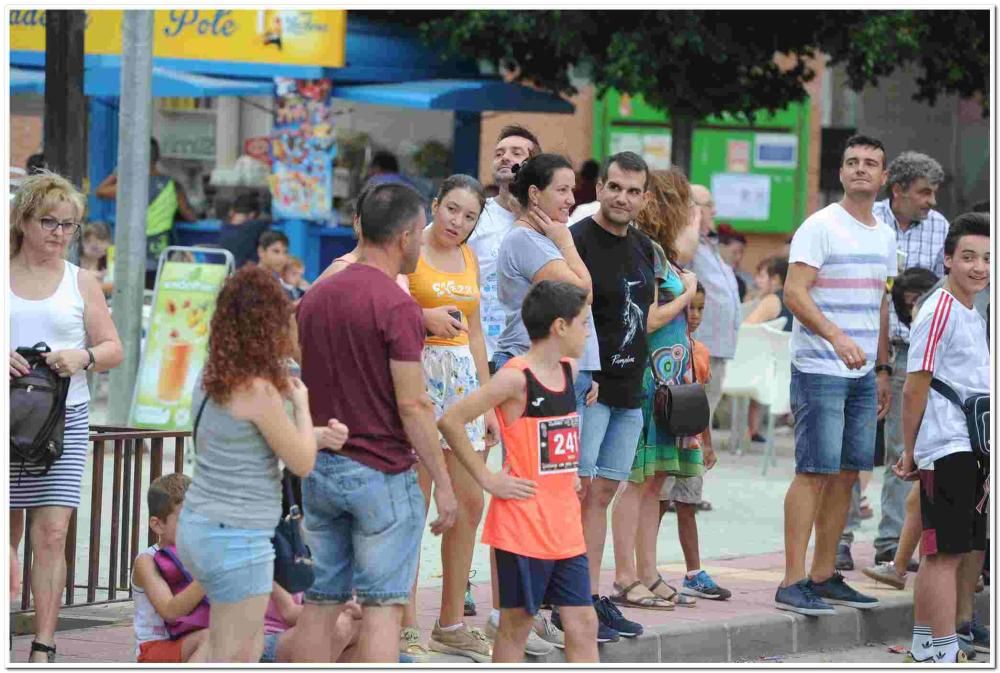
[401,175,501,654]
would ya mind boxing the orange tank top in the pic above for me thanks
[481,357,585,560]
[407,244,480,347]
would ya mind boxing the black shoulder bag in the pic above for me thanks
[191,393,315,593]
[930,378,990,464]
[649,337,710,438]
[10,342,70,478]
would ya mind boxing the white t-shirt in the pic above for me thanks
[132,544,170,657]
[468,197,517,358]
[789,203,897,377]
[907,288,990,469]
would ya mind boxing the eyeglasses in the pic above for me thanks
[38,216,81,235]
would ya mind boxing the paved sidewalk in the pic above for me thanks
[10,542,989,664]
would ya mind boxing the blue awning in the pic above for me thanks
[330,79,574,114]
[10,65,274,98]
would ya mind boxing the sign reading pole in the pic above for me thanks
[130,252,230,430]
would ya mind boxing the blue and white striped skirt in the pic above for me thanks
[10,403,89,509]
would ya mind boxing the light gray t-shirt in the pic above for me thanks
[183,380,283,530]
[494,226,601,369]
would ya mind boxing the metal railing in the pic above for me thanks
[16,426,190,612]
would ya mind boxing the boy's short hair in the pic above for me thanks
[258,230,289,250]
[148,473,191,520]
[694,281,706,295]
[944,212,990,258]
[892,267,939,327]
[522,281,589,341]
[284,256,304,272]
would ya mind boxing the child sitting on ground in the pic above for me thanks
[132,473,208,663]
[439,280,599,663]
[659,283,729,602]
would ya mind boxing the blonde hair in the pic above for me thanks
[284,256,304,272]
[635,169,692,263]
[10,170,86,258]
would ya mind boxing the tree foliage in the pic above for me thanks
[408,9,989,171]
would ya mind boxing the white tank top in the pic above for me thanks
[132,544,170,657]
[9,261,89,405]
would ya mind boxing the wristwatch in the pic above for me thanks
[874,363,892,376]
[84,348,96,371]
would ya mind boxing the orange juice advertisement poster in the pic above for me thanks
[130,261,228,430]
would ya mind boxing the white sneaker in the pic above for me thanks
[483,613,556,656]
[533,612,565,649]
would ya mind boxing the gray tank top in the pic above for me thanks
[183,381,283,530]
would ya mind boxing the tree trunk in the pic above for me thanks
[670,113,696,177]
[43,10,86,188]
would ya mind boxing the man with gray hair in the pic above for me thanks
[840,151,949,574]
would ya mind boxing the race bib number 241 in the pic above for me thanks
[538,416,580,473]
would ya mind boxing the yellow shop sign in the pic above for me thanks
[9,9,346,68]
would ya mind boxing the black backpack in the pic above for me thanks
[10,342,70,477]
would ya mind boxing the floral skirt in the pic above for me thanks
[423,344,485,451]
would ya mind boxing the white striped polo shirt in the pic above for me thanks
[789,203,897,378]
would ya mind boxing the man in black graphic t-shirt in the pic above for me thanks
[570,151,655,641]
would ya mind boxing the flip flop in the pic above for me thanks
[611,581,674,610]
[649,577,697,607]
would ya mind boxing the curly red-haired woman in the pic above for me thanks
[175,266,343,663]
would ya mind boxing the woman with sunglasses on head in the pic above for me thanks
[9,171,125,662]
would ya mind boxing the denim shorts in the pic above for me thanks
[578,402,644,481]
[302,451,425,606]
[789,365,877,474]
[260,633,280,663]
[176,507,275,604]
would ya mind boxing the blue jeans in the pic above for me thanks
[302,452,425,605]
[176,507,275,604]
[790,365,877,474]
[842,347,910,550]
[578,402,644,481]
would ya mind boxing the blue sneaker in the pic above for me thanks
[594,596,643,638]
[809,572,880,609]
[774,579,836,616]
[552,605,619,644]
[967,617,990,653]
[681,570,732,600]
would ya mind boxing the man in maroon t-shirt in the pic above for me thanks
[294,183,457,663]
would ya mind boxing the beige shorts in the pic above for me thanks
[660,475,703,504]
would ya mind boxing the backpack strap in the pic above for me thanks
[930,378,964,408]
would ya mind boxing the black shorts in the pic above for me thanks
[919,451,987,556]
[495,548,591,615]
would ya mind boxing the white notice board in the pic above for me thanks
[711,173,771,221]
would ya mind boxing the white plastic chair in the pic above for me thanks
[758,323,792,475]
[720,317,787,454]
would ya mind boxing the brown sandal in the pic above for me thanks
[611,581,675,610]
[649,577,697,607]
[29,641,56,663]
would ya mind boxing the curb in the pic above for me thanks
[429,590,991,664]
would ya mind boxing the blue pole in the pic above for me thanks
[451,111,481,177]
[87,96,119,225]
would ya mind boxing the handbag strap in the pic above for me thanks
[192,395,209,449]
[930,378,964,408]
[282,471,300,512]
